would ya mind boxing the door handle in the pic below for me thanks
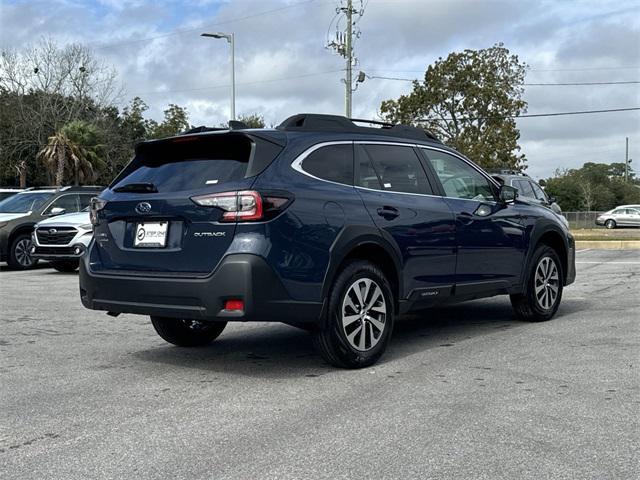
[377,206,400,220]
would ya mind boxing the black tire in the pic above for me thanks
[51,259,80,272]
[313,260,394,368]
[150,317,227,347]
[7,233,37,270]
[605,219,616,229]
[510,245,563,322]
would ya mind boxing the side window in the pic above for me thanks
[301,144,353,185]
[361,145,432,195]
[424,150,495,201]
[43,194,79,214]
[79,194,94,211]
[613,209,625,215]
[356,148,382,189]
[531,182,547,201]
[518,180,535,198]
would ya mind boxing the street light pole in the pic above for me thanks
[201,32,235,121]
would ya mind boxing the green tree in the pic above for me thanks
[544,162,640,211]
[148,104,190,139]
[380,43,527,171]
[36,129,93,186]
[237,113,266,128]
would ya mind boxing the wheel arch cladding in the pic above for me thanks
[9,224,36,246]
[536,230,568,283]
[323,229,402,314]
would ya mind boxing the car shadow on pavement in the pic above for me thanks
[131,297,588,378]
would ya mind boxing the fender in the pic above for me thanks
[321,225,404,300]
[519,218,570,287]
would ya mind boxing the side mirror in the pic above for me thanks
[499,185,517,204]
[50,207,66,216]
[548,196,557,204]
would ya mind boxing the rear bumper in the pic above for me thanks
[79,253,322,324]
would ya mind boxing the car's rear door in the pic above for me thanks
[92,133,279,275]
[420,147,526,294]
[354,143,456,298]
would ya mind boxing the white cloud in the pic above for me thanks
[1,0,638,177]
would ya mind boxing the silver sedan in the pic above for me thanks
[596,207,640,229]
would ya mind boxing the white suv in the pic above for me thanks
[32,210,93,272]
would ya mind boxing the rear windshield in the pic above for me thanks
[112,135,256,193]
[0,192,54,213]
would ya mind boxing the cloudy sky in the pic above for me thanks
[1,0,639,179]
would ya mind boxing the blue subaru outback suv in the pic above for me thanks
[80,114,575,368]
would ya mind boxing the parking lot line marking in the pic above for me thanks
[576,261,640,264]
[576,249,591,253]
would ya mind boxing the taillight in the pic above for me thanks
[191,190,293,222]
[90,197,107,225]
[191,190,263,222]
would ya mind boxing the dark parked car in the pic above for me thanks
[491,171,563,215]
[0,188,24,202]
[80,114,575,368]
[0,186,103,269]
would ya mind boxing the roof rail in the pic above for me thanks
[276,113,440,143]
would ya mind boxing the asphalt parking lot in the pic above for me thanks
[1,249,638,479]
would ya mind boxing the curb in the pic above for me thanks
[575,240,640,250]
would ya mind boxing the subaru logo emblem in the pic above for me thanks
[49,228,57,234]
[135,202,152,214]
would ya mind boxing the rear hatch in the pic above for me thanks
[92,131,283,275]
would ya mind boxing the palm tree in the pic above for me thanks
[37,126,96,186]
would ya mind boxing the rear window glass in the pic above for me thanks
[301,144,353,185]
[112,135,254,193]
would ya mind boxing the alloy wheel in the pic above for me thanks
[534,256,560,310]
[341,278,387,351]
[14,238,34,267]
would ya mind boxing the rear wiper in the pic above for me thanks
[113,182,158,193]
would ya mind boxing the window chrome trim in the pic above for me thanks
[290,140,501,203]
[291,140,425,191]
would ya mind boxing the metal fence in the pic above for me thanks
[562,211,605,229]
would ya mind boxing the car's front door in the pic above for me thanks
[354,143,457,299]
[627,208,640,226]
[420,148,527,295]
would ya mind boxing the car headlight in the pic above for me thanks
[79,224,93,230]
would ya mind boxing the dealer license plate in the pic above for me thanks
[134,222,168,248]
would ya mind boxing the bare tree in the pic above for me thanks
[0,38,122,186]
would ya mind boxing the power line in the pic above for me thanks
[417,107,640,122]
[125,69,343,98]
[525,80,640,86]
[366,75,640,86]
[89,0,319,51]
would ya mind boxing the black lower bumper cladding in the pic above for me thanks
[79,253,322,323]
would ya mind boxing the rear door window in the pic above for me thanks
[360,144,433,195]
[301,144,353,185]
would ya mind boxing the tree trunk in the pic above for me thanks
[56,144,65,186]
[17,160,27,188]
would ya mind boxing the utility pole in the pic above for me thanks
[327,1,364,117]
[625,137,629,182]
[345,0,353,117]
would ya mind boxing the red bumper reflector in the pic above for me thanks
[224,299,244,311]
